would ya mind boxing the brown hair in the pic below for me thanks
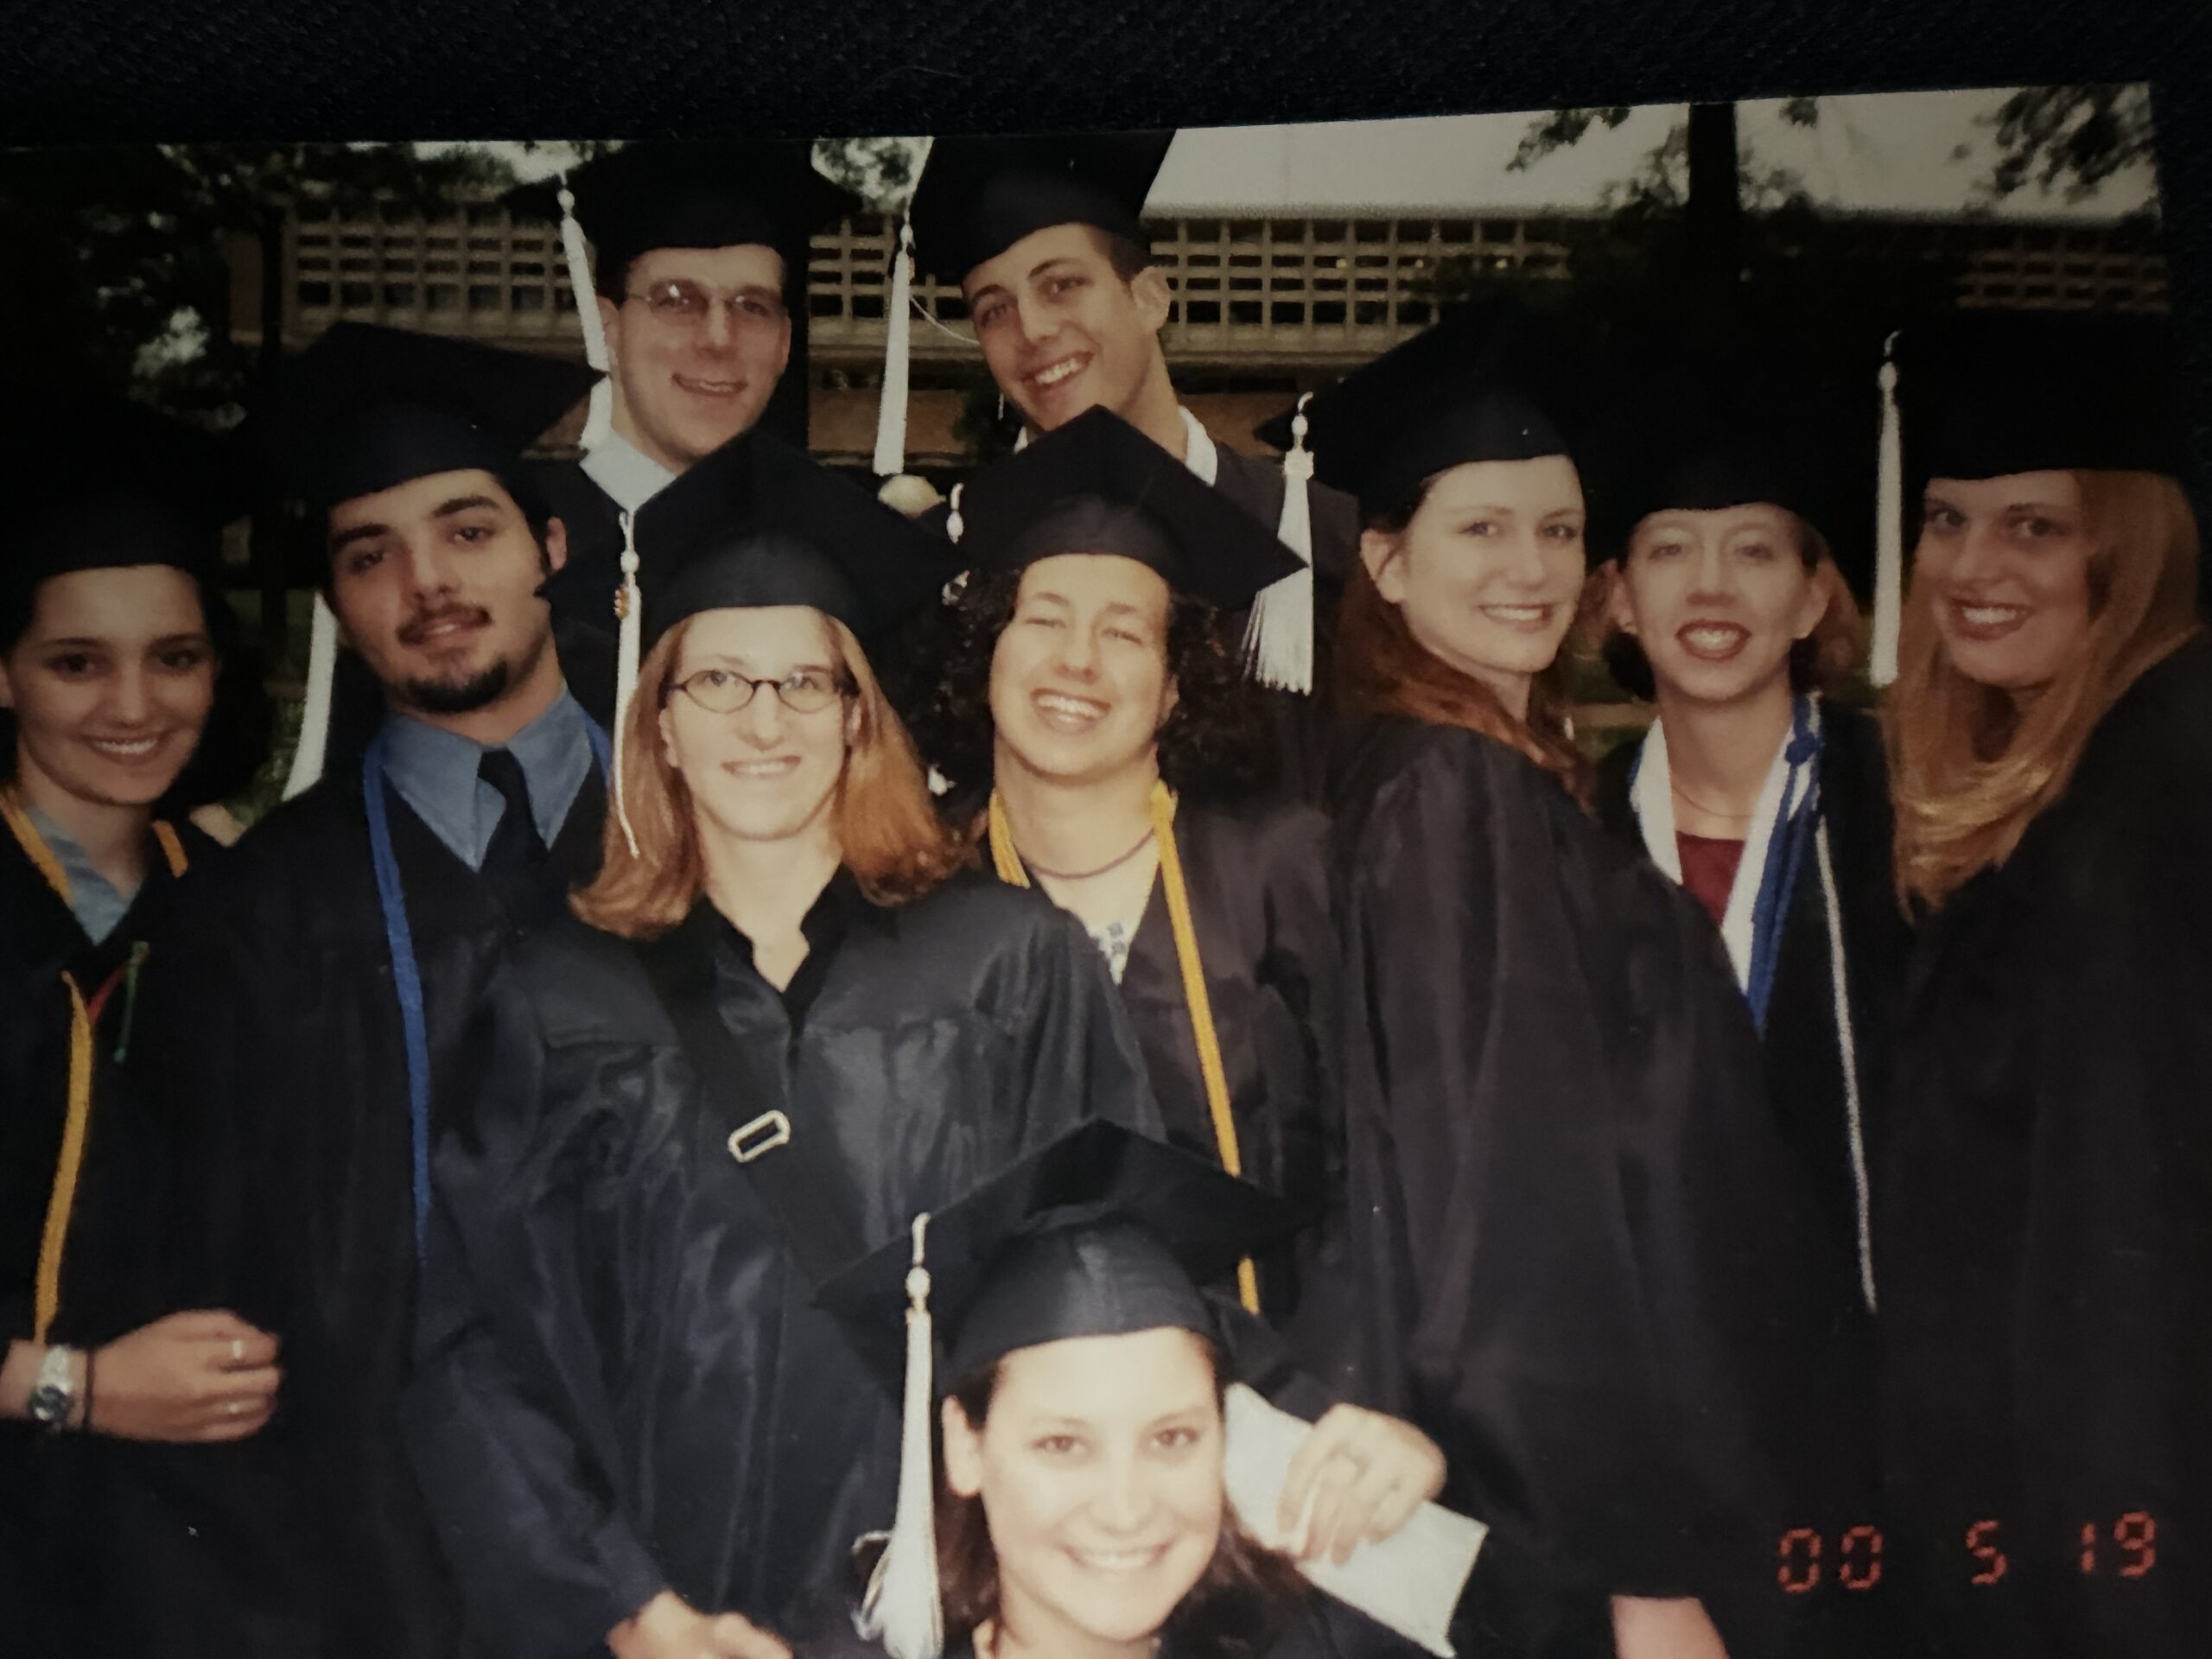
[1586,515,1870,702]
[571,611,973,937]
[1094,226,1156,286]
[1334,548,1588,803]
[1888,469,2202,909]
[933,1341,1309,1657]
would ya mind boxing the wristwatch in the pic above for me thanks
[27,1344,79,1430]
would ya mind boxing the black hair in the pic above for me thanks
[901,564,1275,804]
[1,564,275,812]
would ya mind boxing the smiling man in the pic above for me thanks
[522,142,861,664]
[906,135,1358,798]
[136,325,608,1658]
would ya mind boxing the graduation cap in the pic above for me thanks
[1580,353,1876,591]
[1896,308,2183,485]
[949,406,1303,615]
[906,130,1173,287]
[598,428,954,853]
[1255,296,1588,524]
[513,143,862,454]
[816,1121,1303,1659]
[246,323,597,799]
[1860,309,2184,686]
[248,322,596,517]
[4,395,242,597]
[627,428,954,655]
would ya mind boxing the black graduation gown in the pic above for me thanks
[399,874,1163,1656]
[796,1589,1427,1658]
[1321,717,1847,1654]
[136,757,607,1659]
[1878,632,2212,1658]
[1101,797,1343,1338]
[1592,702,1911,1335]
[0,815,218,1650]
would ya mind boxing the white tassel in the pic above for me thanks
[858,1214,943,1659]
[874,218,917,479]
[944,482,963,546]
[610,510,642,857]
[1872,333,1904,689]
[282,591,340,799]
[557,175,613,454]
[1243,392,1315,694]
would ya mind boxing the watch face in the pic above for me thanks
[29,1348,76,1427]
[28,1378,72,1426]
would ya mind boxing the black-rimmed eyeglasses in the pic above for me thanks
[666,666,849,715]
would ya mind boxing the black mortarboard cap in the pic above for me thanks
[817,1121,1302,1391]
[1580,349,1877,593]
[625,428,954,652]
[955,407,1302,610]
[1255,296,1588,522]
[1899,308,2184,484]
[908,131,1173,285]
[5,395,242,588]
[512,141,862,292]
[247,322,596,514]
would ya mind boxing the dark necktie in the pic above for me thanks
[478,747,551,923]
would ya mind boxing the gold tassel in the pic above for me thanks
[988,784,1260,1313]
[34,977,95,1344]
[4,794,190,1342]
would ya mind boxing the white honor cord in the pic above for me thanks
[283,591,341,800]
[1815,818,1877,1313]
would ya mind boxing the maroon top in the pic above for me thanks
[1675,832,1745,929]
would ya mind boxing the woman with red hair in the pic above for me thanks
[1878,311,2210,1659]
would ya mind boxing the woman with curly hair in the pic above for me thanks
[1878,311,2210,1659]
[1291,301,1846,1659]
[399,432,1166,1659]
[907,407,1344,1340]
[0,398,276,1651]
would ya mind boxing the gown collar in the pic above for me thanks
[579,427,680,514]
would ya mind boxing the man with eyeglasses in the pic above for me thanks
[518,142,862,665]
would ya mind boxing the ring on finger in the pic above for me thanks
[226,1399,245,1418]
[231,1338,245,1364]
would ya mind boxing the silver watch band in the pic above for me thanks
[28,1344,79,1429]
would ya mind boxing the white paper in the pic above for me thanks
[1222,1384,1487,1658]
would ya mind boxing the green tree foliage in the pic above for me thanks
[0,142,516,415]
[1980,85,2157,212]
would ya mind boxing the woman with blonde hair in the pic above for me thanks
[1878,310,2210,1659]
[401,432,1165,1659]
[1288,300,1846,1659]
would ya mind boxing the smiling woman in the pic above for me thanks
[806,1124,1419,1659]
[400,429,1172,1659]
[1292,302,1848,1657]
[1,399,276,1653]
[1878,311,2212,1659]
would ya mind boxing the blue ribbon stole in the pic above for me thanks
[1743,696,1823,1033]
[362,717,613,1255]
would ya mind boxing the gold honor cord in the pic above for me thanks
[2,791,188,1342]
[989,784,1262,1315]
